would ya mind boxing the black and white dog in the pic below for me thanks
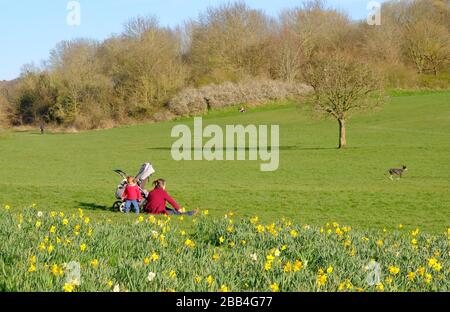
[389,166,408,180]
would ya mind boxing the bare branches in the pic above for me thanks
[304,53,384,147]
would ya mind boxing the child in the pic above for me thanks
[122,176,142,214]
[145,179,199,216]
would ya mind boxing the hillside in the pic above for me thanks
[0,91,449,233]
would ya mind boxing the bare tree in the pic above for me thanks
[304,54,384,148]
[188,1,272,84]
[403,20,450,75]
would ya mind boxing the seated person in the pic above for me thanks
[145,178,199,216]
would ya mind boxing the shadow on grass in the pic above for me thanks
[78,202,111,211]
[146,146,355,151]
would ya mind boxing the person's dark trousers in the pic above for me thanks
[166,207,196,216]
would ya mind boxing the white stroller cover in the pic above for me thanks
[135,163,155,189]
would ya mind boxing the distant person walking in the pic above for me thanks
[39,123,45,135]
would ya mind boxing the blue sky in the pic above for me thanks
[0,0,384,80]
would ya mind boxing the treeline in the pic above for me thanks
[1,0,449,129]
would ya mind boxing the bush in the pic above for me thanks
[168,80,312,116]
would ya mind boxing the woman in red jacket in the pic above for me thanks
[145,179,199,216]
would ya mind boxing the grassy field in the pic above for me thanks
[0,91,450,233]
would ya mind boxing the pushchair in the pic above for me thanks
[112,163,156,213]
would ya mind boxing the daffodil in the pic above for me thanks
[51,264,63,276]
[63,283,75,292]
[269,282,279,292]
[147,272,156,282]
[28,264,37,273]
[185,239,196,249]
[389,266,400,275]
[220,285,229,292]
[91,259,99,268]
[283,262,292,273]
[151,252,159,262]
[38,242,46,251]
[411,228,420,237]
[293,260,303,272]
[80,243,87,252]
[194,276,202,283]
[427,258,438,267]
[417,267,425,276]
[317,274,327,287]
[206,275,214,286]
[432,262,442,272]
[407,272,415,281]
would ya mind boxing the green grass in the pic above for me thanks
[0,91,449,233]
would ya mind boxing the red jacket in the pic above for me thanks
[145,188,180,215]
[122,185,142,201]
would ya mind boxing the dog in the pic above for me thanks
[389,166,408,180]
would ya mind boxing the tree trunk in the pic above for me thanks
[338,119,346,149]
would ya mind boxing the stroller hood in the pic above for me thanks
[135,163,155,188]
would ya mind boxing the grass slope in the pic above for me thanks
[1,91,449,233]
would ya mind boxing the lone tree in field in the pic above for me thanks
[304,54,383,148]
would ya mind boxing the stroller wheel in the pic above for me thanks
[112,201,125,213]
